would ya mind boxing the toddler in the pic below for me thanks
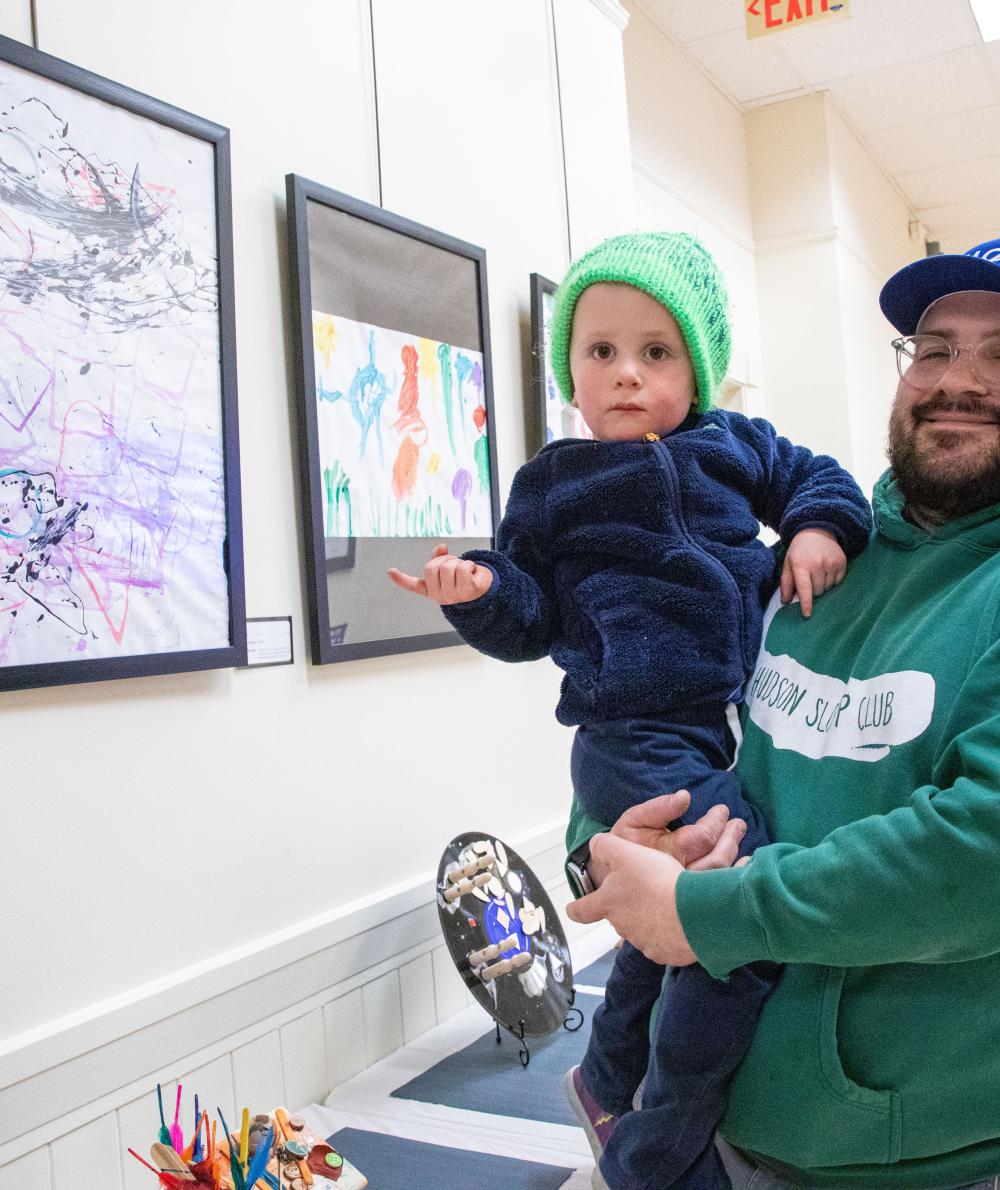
[390,232,871,1189]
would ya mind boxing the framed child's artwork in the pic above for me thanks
[0,35,246,693]
[286,175,501,664]
[529,271,592,451]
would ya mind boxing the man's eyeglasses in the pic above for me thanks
[892,334,1000,390]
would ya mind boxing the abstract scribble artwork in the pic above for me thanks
[0,38,244,691]
[288,175,499,664]
[312,312,491,538]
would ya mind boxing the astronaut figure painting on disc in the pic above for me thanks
[436,832,574,1037]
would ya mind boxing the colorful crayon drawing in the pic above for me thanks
[312,311,493,538]
[541,288,593,443]
[0,60,230,670]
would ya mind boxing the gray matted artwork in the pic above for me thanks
[287,175,500,664]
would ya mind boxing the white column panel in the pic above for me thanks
[50,1116,122,1190]
[836,244,897,499]
[747,92,917,471]
[827,101,917,283]
[399,953,436,1044]
[361,970,403,1066]
[431,943,468,1022]
[0,1148,51,1190]
[755,240,853,464]
[116,1092,161,1190]
[323,991,367,1091]
[232,1033,285,1119]
[747,95,835,243]
[279,1009,329,1111]
[0,1,31,41]
[552,0,634,256]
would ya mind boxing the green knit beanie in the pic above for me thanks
[550,231,732,414]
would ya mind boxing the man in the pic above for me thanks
[567,238,1000,1189]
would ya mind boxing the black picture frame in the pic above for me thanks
[529,272,557,454]
[0,35,246,693]
[287,174,501,664]
[530,270,593,450]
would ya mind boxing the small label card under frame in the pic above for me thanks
[243,617,294,668]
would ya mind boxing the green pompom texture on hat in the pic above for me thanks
[549,231,732,415]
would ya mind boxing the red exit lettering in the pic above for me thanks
[764,0,832,27]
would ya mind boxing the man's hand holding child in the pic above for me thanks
[388,543,494,605]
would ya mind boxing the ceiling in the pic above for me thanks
[630,0,1000,253]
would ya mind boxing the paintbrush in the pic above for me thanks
[192,1094,201,1163]
[239,1107,250,1174]
[185,1110,209,1166]
[216,1107,246,1190]
[171,1084,185,1152]
[243,1124,274,1190]
[209,1119,220,1190]
[156,1084,172,1146]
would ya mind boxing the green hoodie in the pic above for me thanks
[676,470,1000,1186]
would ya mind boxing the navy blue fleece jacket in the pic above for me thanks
[443,409,871,726]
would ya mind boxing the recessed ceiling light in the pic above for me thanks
[969,0,1000,42]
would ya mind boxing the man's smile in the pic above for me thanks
[920,413,998,428]
[913,401,1000,431]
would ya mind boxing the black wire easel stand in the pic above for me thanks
[494,987,584,1067]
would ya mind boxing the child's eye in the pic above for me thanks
[592,343,614,360]
[646,345,670,362]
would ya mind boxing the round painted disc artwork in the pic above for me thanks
[436,832,574,1036]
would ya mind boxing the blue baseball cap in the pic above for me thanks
[879,237,1000,334]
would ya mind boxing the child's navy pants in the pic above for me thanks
[572,714,780,1190]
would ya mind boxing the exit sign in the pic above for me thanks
[745,0,851,39]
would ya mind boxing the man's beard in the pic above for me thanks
[888,394,1000,522]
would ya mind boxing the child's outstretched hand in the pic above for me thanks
[388,543,494,605]
[779,528,847,618]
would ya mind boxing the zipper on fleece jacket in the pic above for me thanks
[650,436,751,671]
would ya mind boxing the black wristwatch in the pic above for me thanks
[566,840,595,899]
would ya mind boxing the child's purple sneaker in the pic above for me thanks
[564,1065,618,1163]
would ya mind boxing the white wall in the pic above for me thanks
[0,0,631,1180]
[826,104,920,497]
[1,0,594,1039]
[624,1,765,413]
[747,93,921,497]
[554,0,634,256]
